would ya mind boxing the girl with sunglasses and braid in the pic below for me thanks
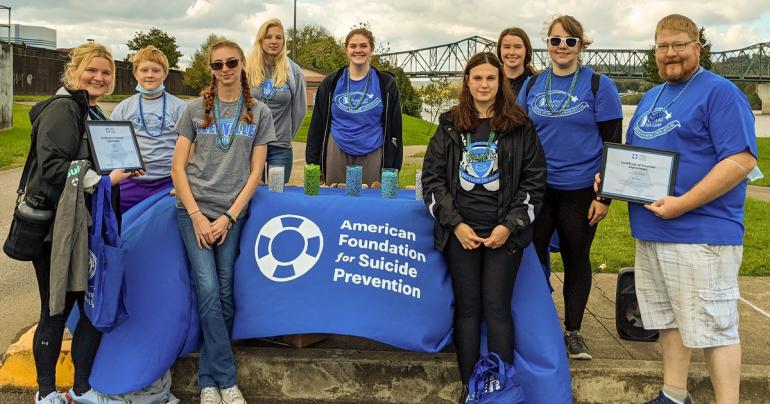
[516,15,623,361]
[171,39,276,404]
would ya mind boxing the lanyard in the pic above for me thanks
[137,91,167,137]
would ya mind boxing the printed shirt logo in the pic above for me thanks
[334,92,382,114]
[195,121,258,138]
[129,112,173,137]
[255,215,324,282]
[459,140,500,191]
[260,78,290,99]
[633,107,681,140]
[531,90,589,117]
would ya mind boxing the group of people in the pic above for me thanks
[20,10,756,404]
[423,13,756,404]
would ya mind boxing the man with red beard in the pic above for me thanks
[621,14,757,404]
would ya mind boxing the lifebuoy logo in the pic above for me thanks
[88,250,97,280]
[255,215,324,282]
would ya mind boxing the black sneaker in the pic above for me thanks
[564,330,592,360]
[644,391,693,404]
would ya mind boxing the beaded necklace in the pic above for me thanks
[545,67,580,114]
[213,92,244,152]
[346,68,371,110]
[138,91,167,137]
[464,130,497,163]
[648,67,704,120]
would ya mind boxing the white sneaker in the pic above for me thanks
[35,391,65,404]
[200,386,222,404]
[220,385,246,404]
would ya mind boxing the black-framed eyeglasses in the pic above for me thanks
[210,59,240,70]
[654,40,696,53]
[547,36,580,48]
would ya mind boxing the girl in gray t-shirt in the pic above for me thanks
[170,39,275,404]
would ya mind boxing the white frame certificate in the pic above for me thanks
[598,143,679,204]
[85,121,145,175]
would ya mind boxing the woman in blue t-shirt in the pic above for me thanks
[306,28,402,185]
[516,15,623,361]
[246,18,307,184]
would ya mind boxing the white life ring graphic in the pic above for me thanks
[255,215,324,282]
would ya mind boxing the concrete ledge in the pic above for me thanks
[0,326,73,390]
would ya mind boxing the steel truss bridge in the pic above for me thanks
[379,36,770,83]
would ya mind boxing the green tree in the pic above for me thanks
[184,34,225,92]
[126,27,184,69]
[644,26,712,84]
[287,23,423,117]
[417,77,452,133]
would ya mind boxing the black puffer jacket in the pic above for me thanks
[25,87,92,209]
[422,111,547,253]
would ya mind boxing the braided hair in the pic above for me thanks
[198,39,255,129]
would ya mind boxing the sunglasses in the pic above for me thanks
[547,36,580,48]
[210,59,240,70]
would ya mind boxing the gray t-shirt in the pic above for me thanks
[110,92,187,180]
[176,97,276,218]
[250,59,307,148]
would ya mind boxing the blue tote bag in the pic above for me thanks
[467,352,525,404]
[85,176,128,332]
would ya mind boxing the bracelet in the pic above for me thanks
[224,210,236,224]
[188,209,201,216]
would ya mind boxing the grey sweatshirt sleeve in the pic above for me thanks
[289,60,308,139]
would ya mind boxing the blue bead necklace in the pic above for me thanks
[213,92,244,152]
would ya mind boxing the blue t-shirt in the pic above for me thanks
[330,68,384,156]
[626,69,757,245]
[517,66,622,189]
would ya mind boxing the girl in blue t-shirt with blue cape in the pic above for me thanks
[516,15,623,361]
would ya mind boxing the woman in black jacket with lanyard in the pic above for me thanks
[422,52,546,402]
[305,27,402,185]
[24,42,134,404]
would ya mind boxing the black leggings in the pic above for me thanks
[532,186,597,331]
[445,234,523,385]
[32,242,101,396]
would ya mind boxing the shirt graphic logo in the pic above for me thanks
[459,141,500,191]
[130,112,173,137]
[531,90,589,117]
[633,107,681,140]
[255,215,324,282]
[334,92,381,114]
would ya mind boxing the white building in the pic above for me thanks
[8,24,56,49]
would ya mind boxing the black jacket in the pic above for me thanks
[305,66,403,176]
[422,111,547,253]
[25,88,92,209]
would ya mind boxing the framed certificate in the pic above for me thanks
[85,121,145,175]
[598,143,679,204]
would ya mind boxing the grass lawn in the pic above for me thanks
[293,112,435,146]
[392,161,770,276]
[0,103,33,168]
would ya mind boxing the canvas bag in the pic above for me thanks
[85,176,128,331]
[467,352,525,403]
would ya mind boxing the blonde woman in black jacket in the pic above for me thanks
[422,52,546,402]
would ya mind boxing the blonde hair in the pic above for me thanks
[246,19,289,88]
[61,42,116,94]
[655,14,699,41]
[131,45,169,74]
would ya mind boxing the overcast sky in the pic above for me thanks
[7,0,770,67]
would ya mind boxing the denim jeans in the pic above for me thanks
[177,209,245,389]
[266,145,294,184]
